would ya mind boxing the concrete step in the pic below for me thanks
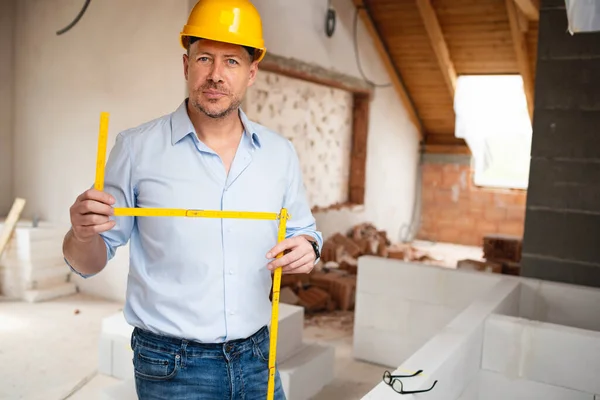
[22,282,77,303]
[100,342,336,400]
[101,378,136,400]
[98,303,307,381]
[271,303,304,363]
[279,342,336,400]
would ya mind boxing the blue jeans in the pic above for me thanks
[130,325,286,400]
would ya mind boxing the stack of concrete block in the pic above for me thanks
[0,220,75,302]
[99,303,334,400]
[353,256,504,368]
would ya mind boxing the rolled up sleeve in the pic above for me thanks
[66,132,136,278]
[100,132,136,262]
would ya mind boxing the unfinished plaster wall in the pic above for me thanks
[244,71,354,209]
[251,0,421,241]
[13,0,188,301]
[13,0,187,225]
[0,0,15,215]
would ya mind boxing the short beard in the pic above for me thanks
[191,87,242,119]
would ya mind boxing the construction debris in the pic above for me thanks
[483,234,522,262]
[304,310,354,333]
[457,234,523,276]
[279,222,442,314]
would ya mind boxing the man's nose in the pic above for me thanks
[208,61,224,82]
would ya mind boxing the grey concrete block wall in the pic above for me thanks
[522,0,600,288]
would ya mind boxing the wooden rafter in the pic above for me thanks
[513,0,540,21]
[506,0,535,121]
[415,0,457,98]
[352,0,424,139]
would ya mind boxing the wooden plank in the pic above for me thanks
[415,0,457,97]
[349,94,370,204]
[424,144,471,155]
[513,0,540,21]
[0,198,26,258]
[353,0,424,138]
[506,0,535,121]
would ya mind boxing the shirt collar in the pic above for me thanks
[171,99,261,149]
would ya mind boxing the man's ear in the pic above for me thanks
[183,53,189,81]
[247,62,259,86]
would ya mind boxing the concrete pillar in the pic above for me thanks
[522,0,600,287]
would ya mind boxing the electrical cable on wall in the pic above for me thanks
[399,141,426,243]
[56,0,92,35]
[353,5,392,88]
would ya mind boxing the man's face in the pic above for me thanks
[183,39,258,119]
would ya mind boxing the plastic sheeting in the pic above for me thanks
[565,0,600,34]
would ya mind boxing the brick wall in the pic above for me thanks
[417,155,526,247]
[521,0,600,288]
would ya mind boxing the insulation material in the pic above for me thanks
[244,71,353,209]
[566,0,600,34]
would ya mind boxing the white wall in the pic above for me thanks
[251,0,421,241]
[353,256,503,367]
[360,271,520,400]
[519,278,600,332]
[483,314,600,396]
[13,0,188,225]
[0,0,15,215]
[12,0,188,301]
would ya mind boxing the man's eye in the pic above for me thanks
[227,59,239,65]
[198,57,209,62]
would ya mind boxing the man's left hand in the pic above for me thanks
[266,235,316,274]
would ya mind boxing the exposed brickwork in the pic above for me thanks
[416,161,526,246]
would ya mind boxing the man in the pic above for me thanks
[62,0,322,398]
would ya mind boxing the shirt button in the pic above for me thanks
[229,270,234,275]
[229,310,235,316]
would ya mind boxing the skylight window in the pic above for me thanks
[454,75,532,189]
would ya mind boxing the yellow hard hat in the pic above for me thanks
[181,0,266,62]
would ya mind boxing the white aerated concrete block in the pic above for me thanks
[279,342,335,400]
[0,222,72,301]
[353,326,425,368]
[22,282,77,303]
[98,312,134,380]
[99,304,310,381]
[483,314,600,395]
[102,378,137,400]
[102,343,337,400]
[476,370,594,400]
[361,279,520,400]
[272,303,304,363]
[353,257,507,368]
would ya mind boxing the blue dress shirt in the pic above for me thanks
[68,99,323,343]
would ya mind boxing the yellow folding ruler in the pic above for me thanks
[95,112,286,400]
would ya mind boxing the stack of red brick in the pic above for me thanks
[278,223,434,313]
[457,234,522,275]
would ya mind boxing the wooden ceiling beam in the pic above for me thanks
[513,0,540,21]
[415,0,457,98]
[506,0,535,121]
[352,0,424,139]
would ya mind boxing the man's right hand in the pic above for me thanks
[69,189,117,243]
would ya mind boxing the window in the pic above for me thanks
[454,75,532,189]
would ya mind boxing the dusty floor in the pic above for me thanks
[0,293,385,400]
